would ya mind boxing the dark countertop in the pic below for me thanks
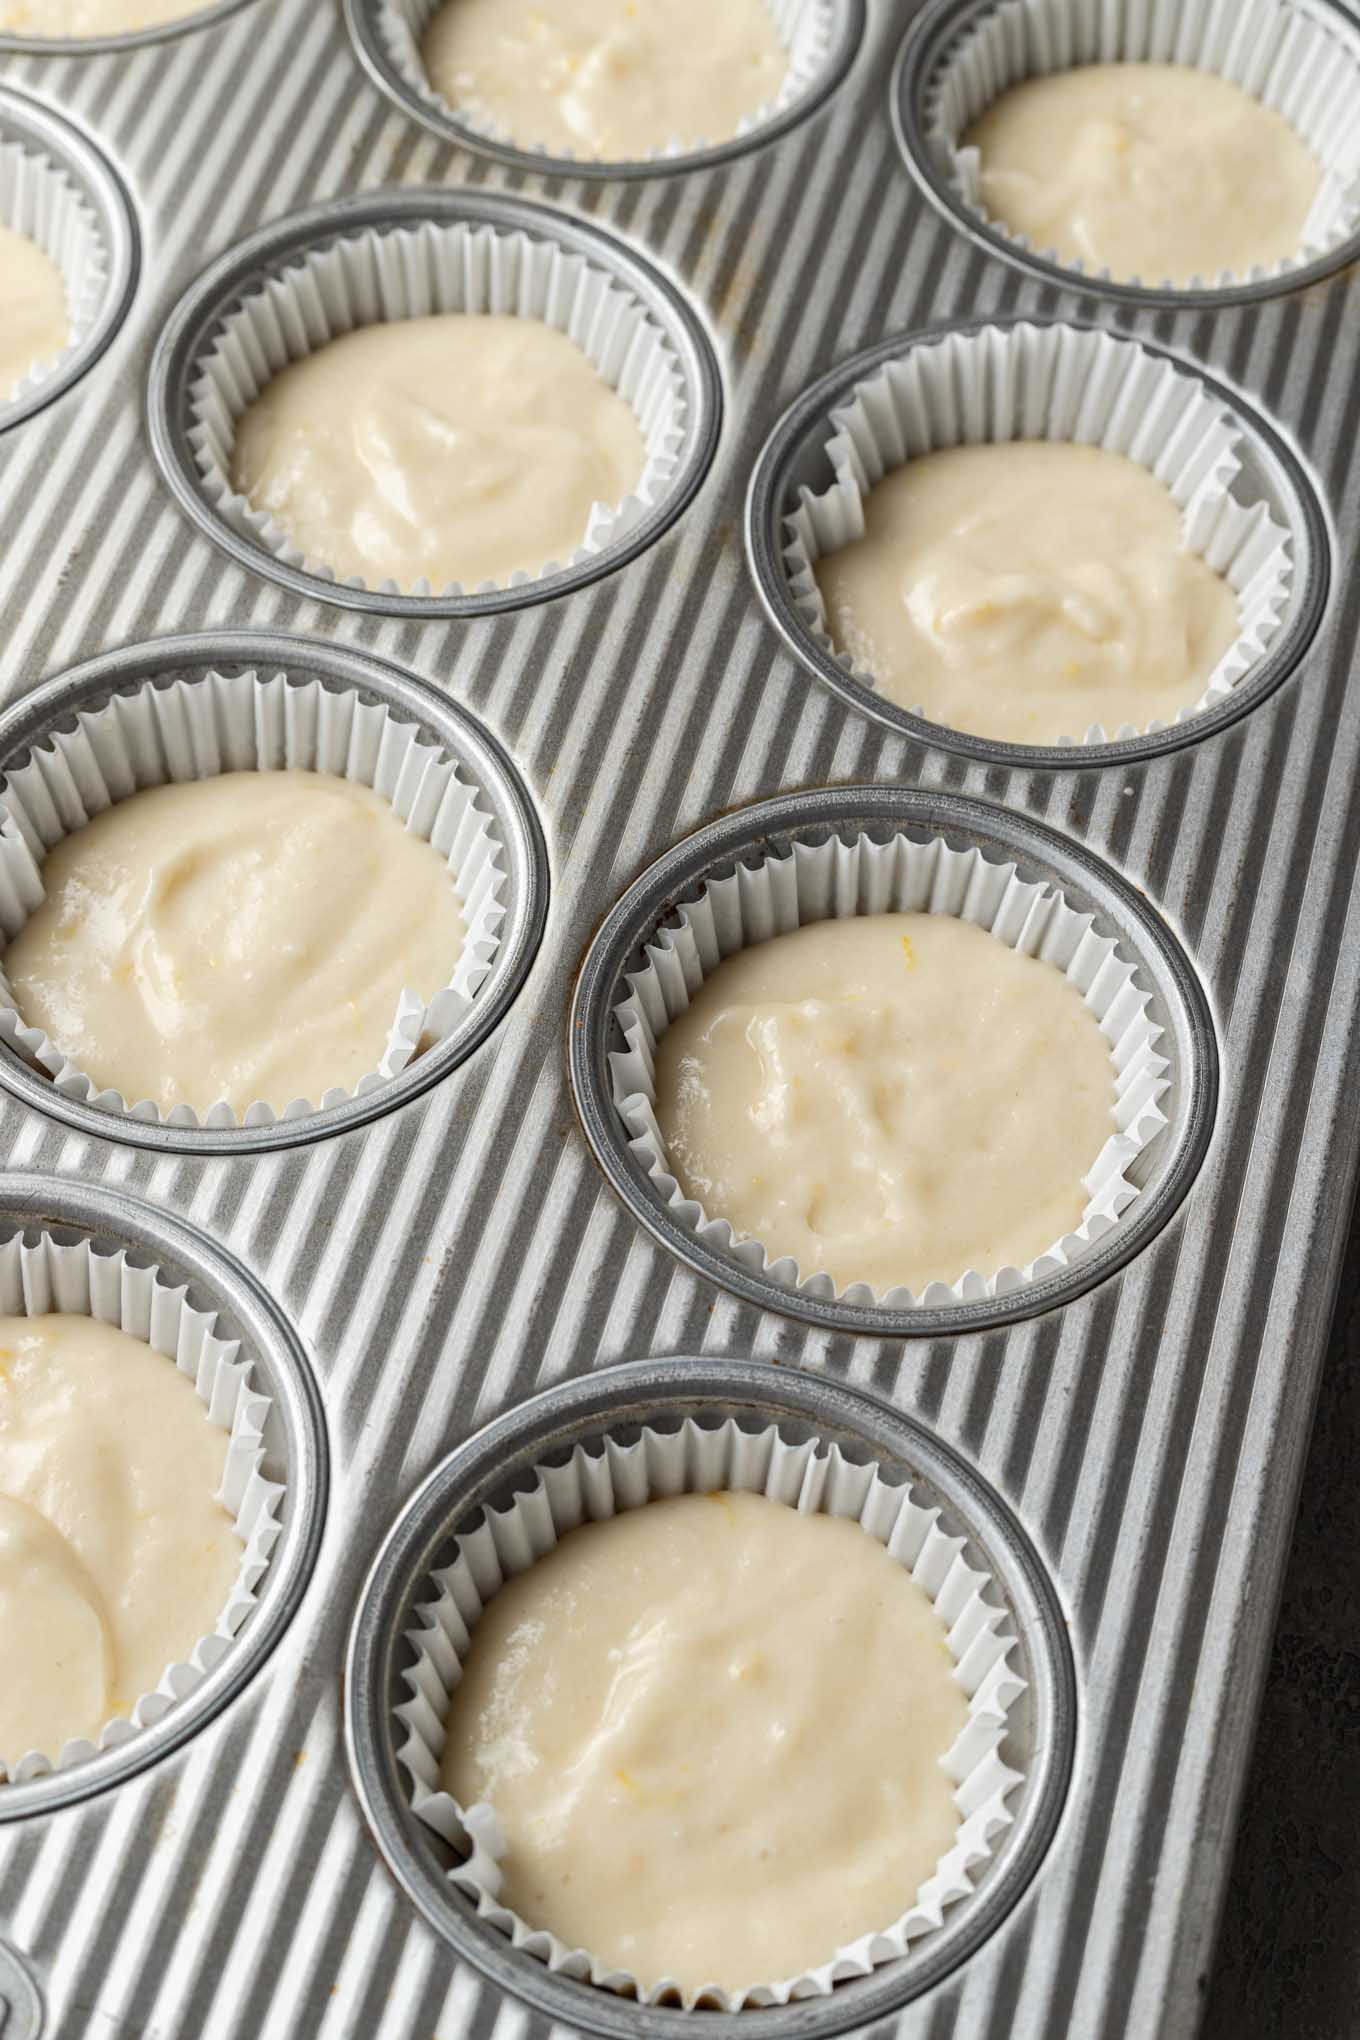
[1201,1189,1360,2037]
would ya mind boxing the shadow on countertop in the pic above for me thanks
[1201,1189,1360,2037]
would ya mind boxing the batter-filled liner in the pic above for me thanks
[374,0,836,165]
[923,0,1360,290]
[0,134,108,417]
[782,321,1294,746]
[608,829,1169,1309]
[187,218,688,598]
[0,1230,281,1784]
[0,665,506,1128]
[396,1416,1028,2008]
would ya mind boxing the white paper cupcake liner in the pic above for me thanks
[609,828,1170,1310]
[376,0,836,165]
[188,219,688,598]
[0,665,507,1128]
[397,1416,1027,2009]
[0,1229,282,1784]
[925,0,1360,290]
[783,321,1294,746]
[0,135,108,413]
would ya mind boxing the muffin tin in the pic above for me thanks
[344,0,868,181]
[0,0,1354,2035]
[0,1172,326,1821]
[148,187,722,617]
[891,0,1360,308]
[747,318,1329,763]
[0,83,135,431]
[346,1358,1074,2032]
[0,632,548,1150]
[571,785,1215,1336]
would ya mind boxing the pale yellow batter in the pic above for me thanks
[963,63,1321,284]
[814,441,1239,744]
[440,1491,968,1991]
[421,0,789,158]
[0,1314,241,1759]
[655,913,1117,1294]
[0,224,68,401]
[0,0,204,31]
[231,314,647,591]
[4,770,467,1115]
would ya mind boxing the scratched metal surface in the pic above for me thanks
[0,0,1357,2034]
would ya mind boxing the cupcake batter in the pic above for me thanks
[421,0,789,158]
[231,313,647,590]
[4,770,467,1114]
[963,63,1321,284]
[0,1314,241,1760]
[814,440,1239,743]
[655,912,1117,1295]
[440,1490,968,1992]
[0,0,204,31]
[0,224,67,401]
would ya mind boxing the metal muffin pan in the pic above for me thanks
[0,630,548,1154]
[890,0,1360,312]
[0,0,1355,2033]
[0,1170,327,1822]
[746,316,1331,770]
[342,0,868,185]
[0,82,137,432]
[147,185,723,618]
[345,1356,1075,2037]
[571,784,1218,1338]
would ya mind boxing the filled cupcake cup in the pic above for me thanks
[187,219,688,600]
[0,132,109,419]
[396,1415,1028,2010]
[781,321,1295,747]
[0,1228,282,1785]
[0,664,506,1129]
[608,828,1170,1311]
[372,0,837,167]
[923,0,1360,291]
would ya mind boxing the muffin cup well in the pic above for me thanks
[374,0,836,168]
[0,664,506,1129]
[188,218,687,599]
[781,321,1294,747]
[397,1415,1027,2010]
[609,828,1169,1310]
[0,137,106,412]
[0,1229,281,1784]
[0,89,136,434]
[923,0,1360,291]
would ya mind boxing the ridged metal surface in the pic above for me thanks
[0,0,1355,2034]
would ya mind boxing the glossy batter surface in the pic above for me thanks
[232,313,647,590]
[0,1315,240,1759]
[963,62,1321,283]
[421,0,789,157]
[815,441,1239,743]
[5,770,467,1113]
[655,913,1117,1294]
[440,1491,968,1991]
[0,224,68,400]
